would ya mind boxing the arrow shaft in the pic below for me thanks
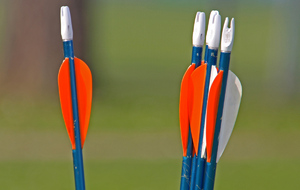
[203,52,231,190]
[189,154,197,189]
[189,46,205,190]
[190,156,205,190]
[193,48,218,190]
[203,162,217,190]
[63,40,86,190]
[204,45,208,63]
[211,52,230,163]
[180,128,193,190]
[191,46,203,68]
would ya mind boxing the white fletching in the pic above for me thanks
[216,71,242,162]
[209,66,218,88]
[60,6,73,41]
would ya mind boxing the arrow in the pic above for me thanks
[179,12,205,190]
[58,6,92,190]
[190,11,221,190]
[189,12,206,190]
[203,17,242,190]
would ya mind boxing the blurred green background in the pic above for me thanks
[0,0,300,189]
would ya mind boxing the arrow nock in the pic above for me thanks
[192,12,206,47]
[206,10,221,49]
[221,17,235,52]
[60,6,73,41]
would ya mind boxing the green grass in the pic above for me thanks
[0,162,73,190]
[0,160,180,190]
[215,160,300,190]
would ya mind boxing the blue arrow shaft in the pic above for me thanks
[63,40,86,190]
[189,154,197,189]
[187,46,207,190]
[204,45,208,63]
[203,52,231,190]
[180,128,193,190]
[193,48,218,190]
[191,46,203,68]
[203,162,217,190]
[180,156,192,190]
[189,46,203,190]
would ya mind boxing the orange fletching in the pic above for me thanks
[190,64,207,156]
[58,58,92,150]
[58,59,75,149]
[206,71,223,162]
[179,64,195,157]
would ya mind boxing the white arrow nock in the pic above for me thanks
[206,11,218,45]
[206,10,221,49]
[60,6,73,41]
[192,12,206,47]
[221,17,235,52]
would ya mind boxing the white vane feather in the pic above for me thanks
[216,71,242,162]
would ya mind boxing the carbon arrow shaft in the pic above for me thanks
[63,40,86,190]
[203,52,230,190]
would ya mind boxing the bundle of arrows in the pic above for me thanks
[58,6,92,190]
[179,10,242,190]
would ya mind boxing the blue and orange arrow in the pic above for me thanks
[58,6,92,190]
[190,11,221,190]
[179,11,205,190]
[189,12,206,190]
[203,17,242,190]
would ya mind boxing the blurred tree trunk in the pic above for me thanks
[1,0,86,97]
